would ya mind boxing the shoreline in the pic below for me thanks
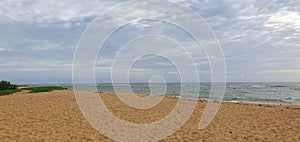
[61,82,300,105]
[75,90,300,106]
[0,90,299,141]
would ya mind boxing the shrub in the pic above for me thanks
[0,80,17,90]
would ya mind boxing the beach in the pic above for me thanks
[0,90,299,141]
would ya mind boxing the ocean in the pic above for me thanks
[60,82,300,105]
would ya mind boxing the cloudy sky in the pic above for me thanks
[0,0,299,84]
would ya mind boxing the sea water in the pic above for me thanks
[61,82,300,105]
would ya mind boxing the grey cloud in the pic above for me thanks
[0,0,299,83]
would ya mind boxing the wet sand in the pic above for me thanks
[0,90,299,141]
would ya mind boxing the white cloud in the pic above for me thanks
[257,69,300,74]
[265,10,300,31]
[17,38,74,50]
[0,0,116,27]
[0,47,12,51]
[0,0,300,82]
[0,57,72,72]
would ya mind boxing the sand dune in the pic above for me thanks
[0,90,299,141]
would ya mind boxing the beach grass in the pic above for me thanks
[0,86,67,96]
[21,86,67,93]
[0,90,20,96]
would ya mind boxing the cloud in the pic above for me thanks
[0,0,299,83]
[257,69,300,74]
[265,10,300,31]
[0,0,116,27]
[0,48,12,51]
[0,57,72,72]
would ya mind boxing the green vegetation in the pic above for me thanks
[0,90,19,96]
[0,80,67,96]
[21,86,67,93]
[0,80,17,90]
[0,80,18,96]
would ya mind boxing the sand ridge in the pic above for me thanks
[0,90,299,141]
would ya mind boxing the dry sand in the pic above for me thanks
[0,90,299,141]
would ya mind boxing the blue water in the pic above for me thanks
[61,82,300,105]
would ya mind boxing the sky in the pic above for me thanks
[0,0,299,84]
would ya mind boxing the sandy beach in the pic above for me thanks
[0,90,299,141]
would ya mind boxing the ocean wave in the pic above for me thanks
[230,97,288,103]
[250,85,265,88]
[270,85,288,88]
[292,87,300,90]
